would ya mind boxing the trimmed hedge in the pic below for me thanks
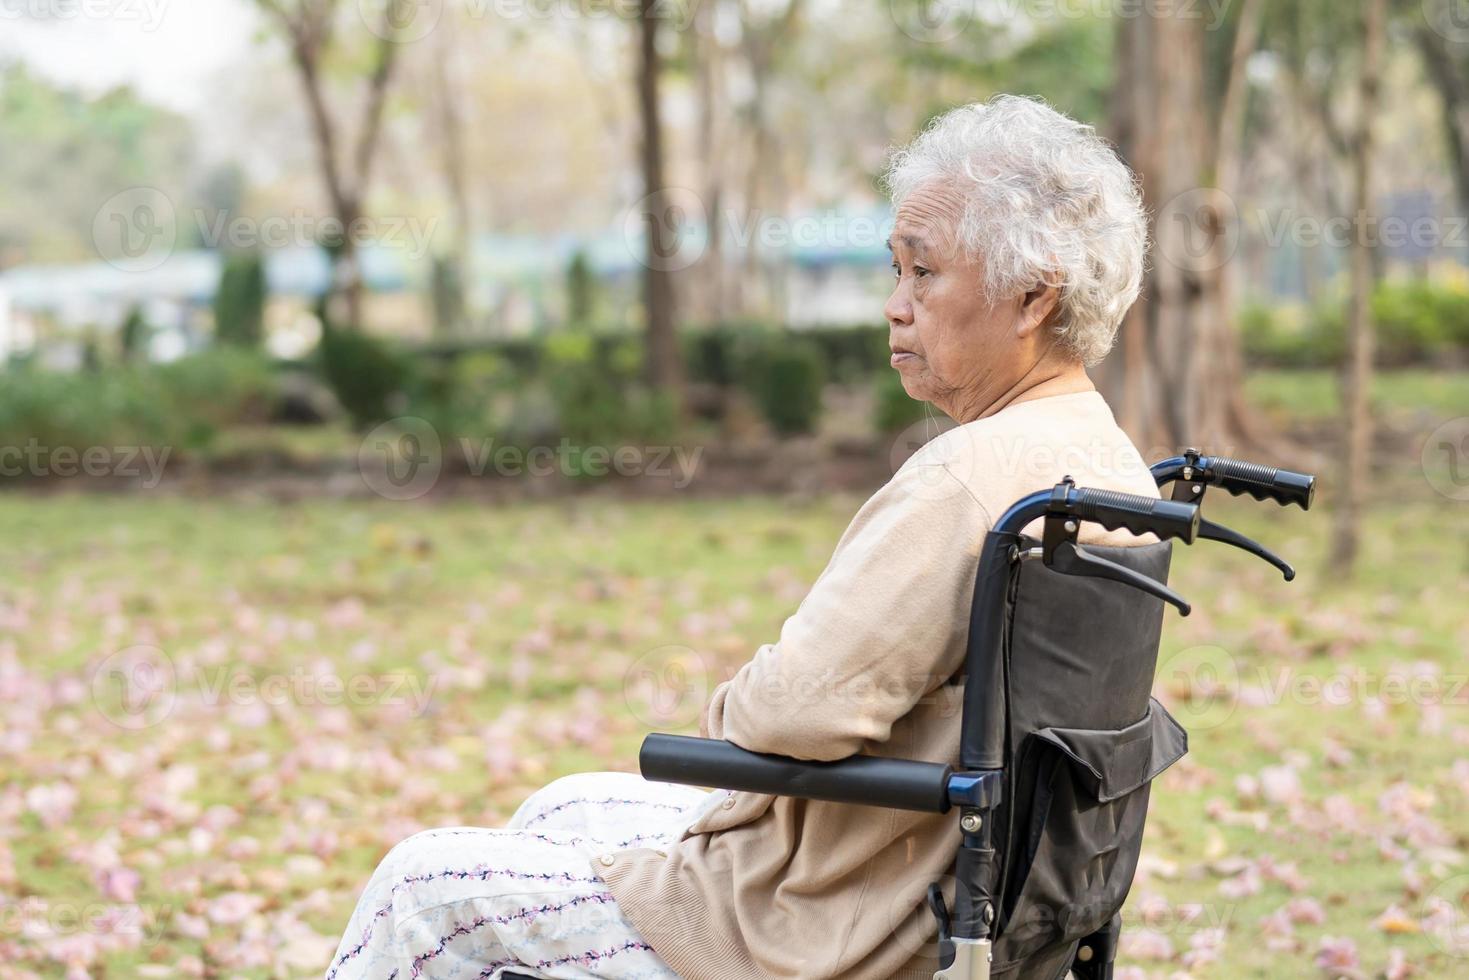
[1242,280,1469,368]
[0,349,278,460]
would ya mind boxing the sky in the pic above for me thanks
[0,0,260,114]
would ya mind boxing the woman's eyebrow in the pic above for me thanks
[886,233,927,252]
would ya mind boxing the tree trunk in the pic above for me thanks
[1330,0,1384,570]
[263,0,407,332]
[694,0,726,326]
[1415,18,1469,218]
[433,13,471,335]
[637,0,684,396]
[1104,3,1273,459]
[1105,8,1211,456]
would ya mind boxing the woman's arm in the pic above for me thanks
[704,463,991,761]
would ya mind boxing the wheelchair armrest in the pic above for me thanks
[640,733,958,813]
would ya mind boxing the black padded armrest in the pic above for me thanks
[640,734,955,813]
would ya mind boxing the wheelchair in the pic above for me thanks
[510,450,1316,980]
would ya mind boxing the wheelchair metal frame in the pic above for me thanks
[636,450,1314,980]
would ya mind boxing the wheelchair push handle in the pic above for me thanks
[639,733,955,813]
[1155,450,1316,510]
[1062,486,1200,544]
[1208,456,1316,510]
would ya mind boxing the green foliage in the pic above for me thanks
[0,366,169,454]
[741,339,826,436]
[0,350,278,462]
[565,250,596,326]
[0,64,194,262]
[213,251,267,348]
[1240,280,1469,368]
[892,5,1114,129]
[543,333,677,446]
[1238,303,1334,368]
[873,368,929,434]
[430,256,466,337]
[685,323,887,390]
[1370,280,1469,365]
[317,324,414,429]
[118,306,150,363]
[154,349,278,448]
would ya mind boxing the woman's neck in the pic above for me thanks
[947,355,1094,424]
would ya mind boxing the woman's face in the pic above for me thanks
[884,181,1055,422]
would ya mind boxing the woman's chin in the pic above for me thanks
[893,367,927,401]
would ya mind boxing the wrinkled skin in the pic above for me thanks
[884,181,1089,423]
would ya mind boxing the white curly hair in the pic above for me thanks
[883,95,1148,366]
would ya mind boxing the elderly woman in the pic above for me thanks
[328,94,1157,980]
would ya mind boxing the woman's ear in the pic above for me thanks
[1014,284,1061,339]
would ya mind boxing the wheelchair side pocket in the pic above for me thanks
[994,698,1187,973]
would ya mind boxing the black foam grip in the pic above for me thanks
[1068,489,1200,543]
[1208,457,1316,510]
[639,734,954,813]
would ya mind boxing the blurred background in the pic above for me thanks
[2,1,1468,978]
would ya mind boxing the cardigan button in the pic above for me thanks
[598,853,616,867]
[721,796,736,809]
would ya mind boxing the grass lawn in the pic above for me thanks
[1244,368,1469,426]
[3,399,1468,977]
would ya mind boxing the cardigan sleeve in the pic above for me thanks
[707,463,991,761]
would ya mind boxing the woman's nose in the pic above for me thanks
[884,282,912,326]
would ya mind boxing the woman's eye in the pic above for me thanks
[914,266,930,279]
[891,263,902,279]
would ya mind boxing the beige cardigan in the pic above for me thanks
[599,391,1160,979]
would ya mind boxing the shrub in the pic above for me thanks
[1370,281,1465,365]
[0,350,278,463]
[317,324,413,429]
[0,367,167,454]
[214,251,267,348]
[154,349,278,448]
[1243,280,1469,368]
[741,339,826,436]
[540,334,677,446]
[807,324,889,384]
[566,250,596,326]
[118,305,150,363]
[429,256,465,337]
